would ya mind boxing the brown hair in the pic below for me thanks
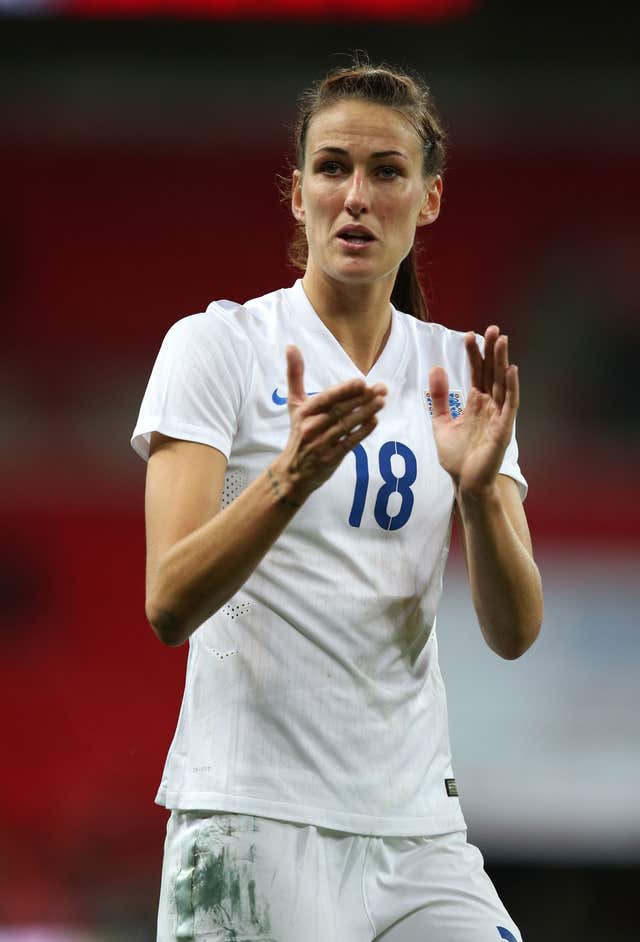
[282,53,448,321]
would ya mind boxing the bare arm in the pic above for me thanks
[429,326,543,659]
[145,345,387,646]
[454,475,542,659]
[144,436,297,646]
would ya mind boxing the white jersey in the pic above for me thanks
[130,279,527,837]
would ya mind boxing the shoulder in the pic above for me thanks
[201,284,293,341]
[160,284,285,347]
[393,309,466,343]
[393,309,471,365]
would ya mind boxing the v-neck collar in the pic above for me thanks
[287,278,407,382]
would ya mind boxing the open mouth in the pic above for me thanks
[336,225,376,247]
[338,234,375,245]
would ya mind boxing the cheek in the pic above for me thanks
[305,190,341,231]
[380,197,420,240]
[401,188,425,228]
[318,186,343,211]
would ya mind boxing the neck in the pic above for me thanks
[301,266,395,375]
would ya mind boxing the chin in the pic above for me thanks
[328,258,388,285]
[310,248,398,289]
[334,259,401,290]
[334,268,378,285]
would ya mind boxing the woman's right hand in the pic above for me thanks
[269,344,387,505]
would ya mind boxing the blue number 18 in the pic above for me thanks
[348,441,417,530]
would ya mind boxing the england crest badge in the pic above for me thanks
[424,389,465,419]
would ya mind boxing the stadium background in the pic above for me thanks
[2,1,638,938]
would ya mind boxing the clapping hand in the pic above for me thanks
[428,326,519,497]
[276,345,387,502]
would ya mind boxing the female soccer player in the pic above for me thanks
[131,57,543,942]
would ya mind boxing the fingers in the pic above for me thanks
[288,370,387,475]
[297,376,387,444]
[286,345,306,407]
[428,365,451,420]
[493,334,509,408]
[504,363,519,415]
[314,391,386,449]
[303,376,381,417]
[288,380,385,488]
[466,326,515,413]
[324,396,385,443]
[322,412,379,463]
[464,332,483,389]
[301,386,386,438]
[481,325,499,392]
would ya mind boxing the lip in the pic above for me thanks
[336,224,377,252]
[336,224,377,241]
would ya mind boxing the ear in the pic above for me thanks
[291,169,305,223]
[416,174,443,228]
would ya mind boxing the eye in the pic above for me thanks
[318,161,344,176]
[377,166,400,180]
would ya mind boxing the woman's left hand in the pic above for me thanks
[428,326,519,497]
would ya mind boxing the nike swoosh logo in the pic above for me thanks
[272,388,318,405]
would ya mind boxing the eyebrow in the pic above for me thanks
[312,146,408,160]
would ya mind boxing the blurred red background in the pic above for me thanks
[2,4,639,937]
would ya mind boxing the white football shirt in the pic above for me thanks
[131,279,527,837]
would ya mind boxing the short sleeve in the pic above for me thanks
[130,305,252,463]
[498,418,528,501]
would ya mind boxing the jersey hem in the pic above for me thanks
[497,468,528,502]
[130,420,232,463]
[154,787,467,838]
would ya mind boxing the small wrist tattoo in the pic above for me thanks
[267,467,301,509]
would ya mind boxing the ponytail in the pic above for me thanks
[391,249,429,321]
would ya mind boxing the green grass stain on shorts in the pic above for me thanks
[190,818,276,940]
[193,844,228,911]
[229,866,242,917]
[247,877,257,923]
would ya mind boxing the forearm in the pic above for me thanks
[148,458,300,646]
[456,484,543,659]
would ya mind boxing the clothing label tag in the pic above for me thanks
[445,778,459,797]
[424,390,465,419]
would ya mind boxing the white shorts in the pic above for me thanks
[157,811,523,942]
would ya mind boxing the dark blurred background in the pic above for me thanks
[2,1,639,939]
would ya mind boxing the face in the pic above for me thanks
[291,100,442,288]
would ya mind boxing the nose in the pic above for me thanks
[344,170,369,217]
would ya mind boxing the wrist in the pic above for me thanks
[455,479,501,516]
[266,457,309,510]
